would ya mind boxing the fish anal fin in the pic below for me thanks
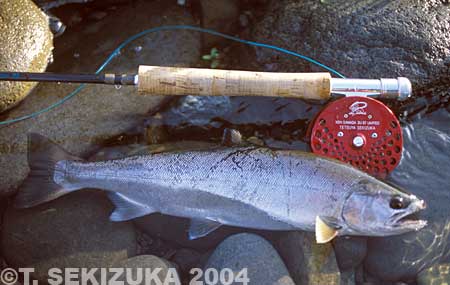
[188,218,222,240]
[108,192,157,221]
[315,216,340,244]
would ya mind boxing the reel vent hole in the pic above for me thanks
[395,146,401,153]
[390,158,397,165]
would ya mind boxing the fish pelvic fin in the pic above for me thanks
[108,192,157,221]
[315,216,340,244]
[188,218,222,240]
[15,133,82,208]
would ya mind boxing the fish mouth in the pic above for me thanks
[388,199,427,230]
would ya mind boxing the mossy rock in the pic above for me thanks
[0,0,53,113]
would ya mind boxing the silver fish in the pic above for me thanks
[16,134,427,243]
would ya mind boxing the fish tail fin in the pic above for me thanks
[15,133,82,208]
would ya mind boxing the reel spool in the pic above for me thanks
[310,97,403,178]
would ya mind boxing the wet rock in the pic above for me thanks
[108,255,180,285]
[171,248,204,274]
[0,0,53,113]
[0,0,201,196]
[332,236,367,271]
[252,0,450,86]
[365,110,450,281]
[276,232,341,285]
[48,13,66,37]
[35,0,93,10]
[153,95,321,145]
[1,191,136,282]
[136,230,177,259]
[340,270,355,285]
[200,0,240,47]
[164,95,232,128]
[203,233,295,285]
[417,263,450,285]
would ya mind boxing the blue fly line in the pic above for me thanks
[0,25,345,126]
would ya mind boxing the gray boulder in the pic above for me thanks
[0,0,201,197]
[0,0,53,113]
[275,231,341,285]
[203,233,295,285]
[108,255,180,285]
[252,0,450,86]
[1,191,136,282]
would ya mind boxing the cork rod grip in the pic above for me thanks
[138,66,331,100]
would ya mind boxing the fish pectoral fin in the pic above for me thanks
[188,218,222,240]
[315,216,340,244]
[108,193,157,221]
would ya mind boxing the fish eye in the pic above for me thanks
[389,196,405,209]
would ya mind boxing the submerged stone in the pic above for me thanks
[0,0,53,113]
[417,263,450,285]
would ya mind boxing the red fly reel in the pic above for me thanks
[310,97,403,178]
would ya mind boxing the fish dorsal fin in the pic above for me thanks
[108,193,157,221]
[315,216,340,244]
[188,218,222,240]
[222,128,243,146]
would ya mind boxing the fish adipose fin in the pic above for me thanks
[315,216,341,244]
[108,192,157,221]
[15,133,82,208]
[188,218,222,240]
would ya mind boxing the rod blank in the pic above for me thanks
[0,72,137,85]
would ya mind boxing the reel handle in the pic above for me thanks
[137,65,332,100]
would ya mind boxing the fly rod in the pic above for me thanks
[0,66,412,100]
